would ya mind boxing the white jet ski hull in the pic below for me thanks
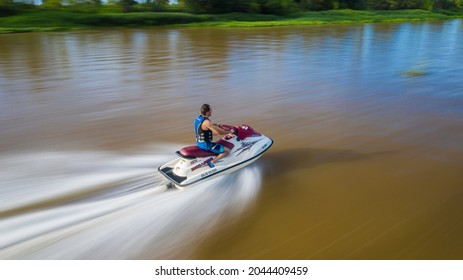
[158,124,273,188]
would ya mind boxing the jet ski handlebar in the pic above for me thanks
[218,124,261,139]
[217,124,237,134]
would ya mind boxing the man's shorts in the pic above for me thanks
[197,141,225,154]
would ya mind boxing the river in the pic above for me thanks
[1,20,462,259]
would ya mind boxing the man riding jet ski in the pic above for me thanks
[194,104,232,168]
[158,104,273,188]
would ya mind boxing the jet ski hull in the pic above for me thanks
[158,125,272,188]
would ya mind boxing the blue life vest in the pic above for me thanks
[195,115,213,143]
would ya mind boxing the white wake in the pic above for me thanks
[0,146,262,259]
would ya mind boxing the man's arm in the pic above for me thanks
[203,120,229,135]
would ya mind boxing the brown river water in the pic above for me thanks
[1,20,463,259]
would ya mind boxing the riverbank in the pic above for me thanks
[1,9,463,33]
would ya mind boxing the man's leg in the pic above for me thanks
[211,147,230,165]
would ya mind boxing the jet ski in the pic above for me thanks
[158,124,273,188]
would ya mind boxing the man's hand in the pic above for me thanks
[204,120,228,136]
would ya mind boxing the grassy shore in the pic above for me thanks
[1,9,463,33]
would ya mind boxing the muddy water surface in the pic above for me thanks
[1,20,463,259]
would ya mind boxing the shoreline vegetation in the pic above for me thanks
[1,8,463,34]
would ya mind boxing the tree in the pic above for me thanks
[119,0,137,12]
[183,0,296,14]
[150,0,170,11]
[0,0,13,8]
[260,0,297,14]
[363,0,396,10]
[0,0,14,16]
[169,0,463,13]
[42,0,63,8]
[0,0,13,6]
[435,0,463,9]
[296,0,335,11]
[337,0,367,9]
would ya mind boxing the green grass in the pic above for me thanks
[1,9,462,33]
[191,9,458,27]
[0,9,213,33]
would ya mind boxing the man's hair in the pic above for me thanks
[201,104,211,115]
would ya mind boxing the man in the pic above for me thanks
[195,104,231,168]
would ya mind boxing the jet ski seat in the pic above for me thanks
[177,139,235,159]
[176,146,218,159]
